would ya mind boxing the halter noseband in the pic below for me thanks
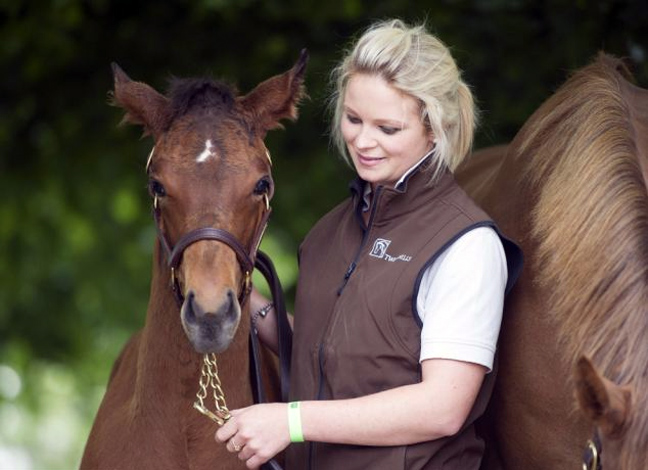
[147,147,271,306]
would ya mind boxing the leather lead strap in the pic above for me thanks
[251,251,292,470]
[253,251,292,402]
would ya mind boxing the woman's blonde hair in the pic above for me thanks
[330,19,478,183]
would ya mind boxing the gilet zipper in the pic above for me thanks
[336,186,383,295]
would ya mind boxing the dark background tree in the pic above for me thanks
[1,0,646,467]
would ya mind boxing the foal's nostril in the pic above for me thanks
[183,291,204,325]
[216,289,237,321]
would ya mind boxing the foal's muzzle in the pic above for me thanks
[181,289,241,354]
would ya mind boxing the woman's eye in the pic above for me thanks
[148,180,166,197]
[346,114,361,124]
[253,177,271,195]
[380,126,400,135]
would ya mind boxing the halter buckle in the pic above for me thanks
[243,271,252,297]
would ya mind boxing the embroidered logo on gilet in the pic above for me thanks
[369,238,412,263]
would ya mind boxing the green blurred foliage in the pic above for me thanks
[0,0,646,467]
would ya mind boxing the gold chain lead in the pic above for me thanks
[193,353,231,426]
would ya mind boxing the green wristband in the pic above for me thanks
[288,401,305,443]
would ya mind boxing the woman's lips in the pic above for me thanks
[357,154,384,167]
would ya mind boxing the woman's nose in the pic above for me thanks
[355,126,376,149]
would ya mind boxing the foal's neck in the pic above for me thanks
[132,248,200,407]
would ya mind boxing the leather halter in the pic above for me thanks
[147,147,271,306]
[582,431,603,470]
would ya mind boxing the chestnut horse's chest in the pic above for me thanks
[486,272,590,469]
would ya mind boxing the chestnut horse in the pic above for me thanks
[80,52,306,470]
[457,54,648,470]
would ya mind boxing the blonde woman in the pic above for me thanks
[217,19,522,470]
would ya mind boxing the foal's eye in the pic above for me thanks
[253,177,271,196]
[148,180,166,197]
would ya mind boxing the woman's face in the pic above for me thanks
[340,73,433,188]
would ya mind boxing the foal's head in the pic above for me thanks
[111,52,307,354]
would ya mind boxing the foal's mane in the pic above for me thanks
[515,53,648,465]
[167,77,237,123]
[164,77,257,150]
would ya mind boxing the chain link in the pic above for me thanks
[193,353,231,426]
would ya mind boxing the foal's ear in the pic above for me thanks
[239,49,308,135]
[110,63,170,140]
[574,355,632,439]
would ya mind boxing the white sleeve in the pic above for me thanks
[416,226,507,372]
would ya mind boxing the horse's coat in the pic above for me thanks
[457,54,648,470]
[80,53,307,470]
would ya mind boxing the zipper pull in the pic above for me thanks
[337,262,357,295]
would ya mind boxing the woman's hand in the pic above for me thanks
[215,403,290,469]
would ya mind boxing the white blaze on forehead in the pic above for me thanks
[196,139,216,163]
